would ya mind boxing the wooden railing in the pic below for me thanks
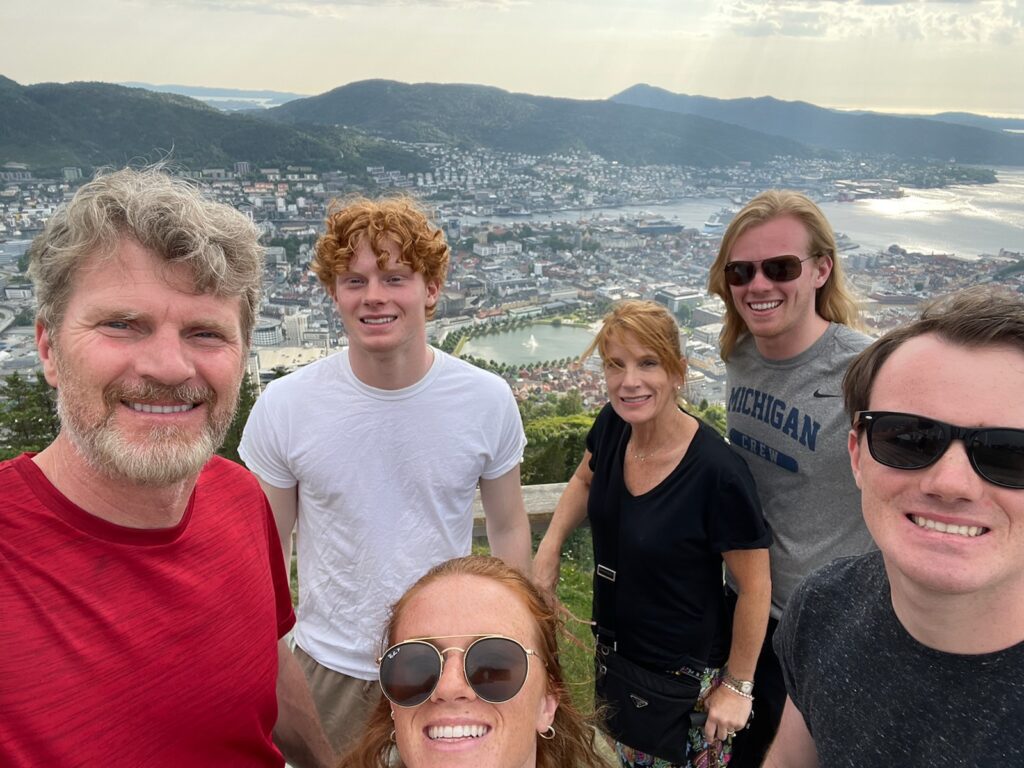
[471,481,569,538]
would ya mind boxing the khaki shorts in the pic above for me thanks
[294,644,383,756]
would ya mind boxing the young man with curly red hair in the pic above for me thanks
[240,197,532,755]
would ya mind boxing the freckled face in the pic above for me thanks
[37,239,245,485]
[332,238,439,358]
[389,574,558,768]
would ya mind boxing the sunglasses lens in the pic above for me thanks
[761,256,804,282]
[379,642,440,707]
[971,430,1024,488]
[724,262,755,286]
[868,413,947,469]
[465,637,529,703]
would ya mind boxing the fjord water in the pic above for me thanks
[463,167,1024,259]
[820,167,1024,258]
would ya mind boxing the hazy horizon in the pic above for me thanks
[1,1,1021,119]
[10,77,1015,121]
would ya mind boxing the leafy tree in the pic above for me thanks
[218,376,260,464]
[544,235,573,251]
[693,401,727,436]
[0,371,60,460]
[521,412,595,485]
[555,389,584,416]
[674,304,693,327]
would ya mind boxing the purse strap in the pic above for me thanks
[592,420,628,649]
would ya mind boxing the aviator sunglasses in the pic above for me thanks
[723,254,816,287]
[855,411,1024,489]
[378,635,540,707]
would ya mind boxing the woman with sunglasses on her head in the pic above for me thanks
[534,300,772,768]
[338,555,608,768]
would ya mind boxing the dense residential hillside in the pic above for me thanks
[0,77,423,173]
[610,84,1024,166]
[259,79,809,166]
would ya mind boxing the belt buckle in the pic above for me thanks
[596,564,617,582]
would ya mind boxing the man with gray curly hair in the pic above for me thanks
[0,167,333,767]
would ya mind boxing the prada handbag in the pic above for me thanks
[594,642,702,764]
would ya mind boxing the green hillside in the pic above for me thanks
[0,77,424,174]
[261,79,809,166]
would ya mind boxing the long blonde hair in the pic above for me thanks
[707,189,861,361]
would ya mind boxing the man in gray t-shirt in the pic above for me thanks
[708,190,874,767]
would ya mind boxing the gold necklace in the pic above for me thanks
[630,442,660,463]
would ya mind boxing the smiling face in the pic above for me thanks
[602,332,684,428]
[727,214,832,360]
[36,238,245,486]
[332,237,439,362]
[389,574,558,768]
[849,334,1024,600]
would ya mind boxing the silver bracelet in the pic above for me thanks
[720,679,755,700]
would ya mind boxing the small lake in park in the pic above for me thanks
[459,324,596,366]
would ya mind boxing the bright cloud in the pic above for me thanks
[172,0,522,17]
[722,0,1021,44]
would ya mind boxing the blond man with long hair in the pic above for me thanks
[706,190,874,767]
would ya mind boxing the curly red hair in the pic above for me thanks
[312,196,450,320]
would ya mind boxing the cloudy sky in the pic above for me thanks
[2,0,1021,116]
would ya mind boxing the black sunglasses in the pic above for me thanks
[855,411,1024,489]
[378,635,539,707]
[723,254,816,287]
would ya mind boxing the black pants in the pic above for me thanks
[725,593,787,768]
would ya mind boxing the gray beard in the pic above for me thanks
[54,375,236,487]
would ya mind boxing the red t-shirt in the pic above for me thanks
[0,454,295,767]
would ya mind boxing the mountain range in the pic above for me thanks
[609,84,1024,166]
[2,76,1023,173]
[260,79,805,166]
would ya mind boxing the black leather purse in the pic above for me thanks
[594,640,702,763]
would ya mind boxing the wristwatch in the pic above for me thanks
[723,668,754,696]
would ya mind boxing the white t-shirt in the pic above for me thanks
[239,348,527,679]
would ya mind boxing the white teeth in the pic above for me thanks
[910,515,986,537]
[362,316,396,325]
[427,724,489,740]
[621,396,649,403]
[749,301,782,311]
[129,402,193,414]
